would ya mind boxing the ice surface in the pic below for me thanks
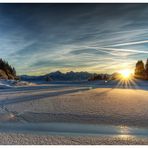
[0,79,148,144]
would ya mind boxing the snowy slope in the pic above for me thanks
[0,79,36,89]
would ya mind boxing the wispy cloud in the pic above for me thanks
[0,4,148,75]
[110,40,148,47]
[101,47,148,54]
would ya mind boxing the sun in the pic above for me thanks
[119,69,132,79]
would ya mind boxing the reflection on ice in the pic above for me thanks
[118,125,130,135]
[116,125,136,139]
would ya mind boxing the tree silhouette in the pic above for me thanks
[145,59,148,77]
[135,60,145,79]
[0,58,16,79]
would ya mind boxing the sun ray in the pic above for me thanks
[114,69,138,89]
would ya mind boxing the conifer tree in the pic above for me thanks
[135,60,145,78]
[0,58,16,78]
[145,59,148,76]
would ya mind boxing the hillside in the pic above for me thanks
[0,59,17,80]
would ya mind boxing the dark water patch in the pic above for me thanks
[0,122,147,137]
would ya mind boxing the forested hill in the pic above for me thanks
[0,59,17,80]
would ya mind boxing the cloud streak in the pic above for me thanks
[110,40,148,47]
[0,4,148,75]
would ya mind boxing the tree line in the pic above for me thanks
[135,59,148,80]
[0,58,16,79]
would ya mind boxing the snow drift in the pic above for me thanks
[0,79,36,89]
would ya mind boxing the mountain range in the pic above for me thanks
[20,71,98,81]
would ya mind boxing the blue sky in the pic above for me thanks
[1,4,148,75]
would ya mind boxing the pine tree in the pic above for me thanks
[135,60,145,79]
[145,59,148,75]
[0,58,16,79]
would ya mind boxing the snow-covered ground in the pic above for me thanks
[0,79,36,89]
[0,79,148,144]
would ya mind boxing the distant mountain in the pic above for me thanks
[46,71,96,81]
[20,71,97,81]
[20,75,46,81]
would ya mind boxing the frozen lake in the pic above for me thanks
[0,79,148,144]
[1,122,148,137]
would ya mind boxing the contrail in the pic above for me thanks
[109,28,148,35]
[111,40,148,47]
[101,47,148,54]
[84,45,148,55]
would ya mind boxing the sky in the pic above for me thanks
[1,4,148,75]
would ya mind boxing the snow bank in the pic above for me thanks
[0,79,36,89]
